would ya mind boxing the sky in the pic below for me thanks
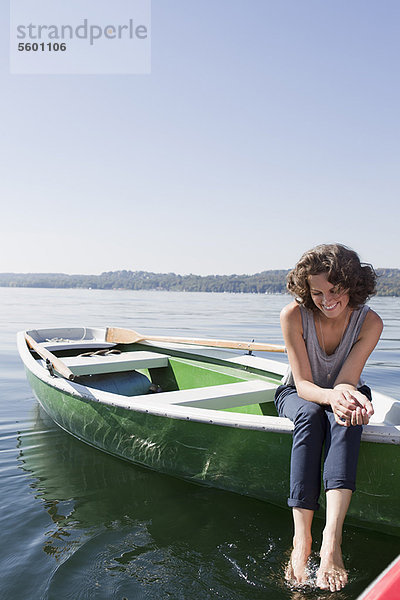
[1,0,399,275]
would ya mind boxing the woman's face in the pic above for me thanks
[308,272,350,319]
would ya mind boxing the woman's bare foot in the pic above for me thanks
[316,535,348,592]
[285,536,312,585]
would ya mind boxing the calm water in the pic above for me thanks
[1,288,399,600]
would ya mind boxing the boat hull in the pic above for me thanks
[25,366,400,536]
[26,368,292,506]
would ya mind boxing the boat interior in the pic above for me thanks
[24,327,282,417]
[24,327,400,424]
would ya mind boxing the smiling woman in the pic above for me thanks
[276,243,383,592]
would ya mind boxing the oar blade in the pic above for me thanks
[105,327,143,344]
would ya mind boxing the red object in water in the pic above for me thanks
[358,555,400,600]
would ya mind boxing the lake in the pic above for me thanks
[1,288,399,600]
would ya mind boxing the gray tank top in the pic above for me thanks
[282,304,370,388]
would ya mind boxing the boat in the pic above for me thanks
[357,554,400,600]
[17,326,400,536]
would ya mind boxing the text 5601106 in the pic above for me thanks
[18,43,67,51]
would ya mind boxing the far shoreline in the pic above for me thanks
[0,269,399,296]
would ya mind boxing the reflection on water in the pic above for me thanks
[13,405,398,600]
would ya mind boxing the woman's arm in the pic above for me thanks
[280,302,334,405]
[334,310,383,388]
[332,309,383,424]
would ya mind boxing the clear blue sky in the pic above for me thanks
[1,1,399,275]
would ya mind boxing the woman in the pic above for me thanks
[275,244,383,592]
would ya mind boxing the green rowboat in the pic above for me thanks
[17,326,400,536]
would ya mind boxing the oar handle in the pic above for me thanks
[25,333,76,381]
[147,335,286,352]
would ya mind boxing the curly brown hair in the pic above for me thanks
[287,244,377,311]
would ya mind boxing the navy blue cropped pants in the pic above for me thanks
[274,385,371,511]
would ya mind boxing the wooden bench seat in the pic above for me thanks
[61,351,169,376]
[160,379,277,409]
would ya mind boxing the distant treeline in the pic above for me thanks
[0,269,399,296]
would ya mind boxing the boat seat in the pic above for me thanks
[26,327,115,352]
[61,351,169,376]
[162,379,277,409]
[369,391,400,425]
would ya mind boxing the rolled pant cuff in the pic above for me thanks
[324,479,356,492]
[288,499,320,511]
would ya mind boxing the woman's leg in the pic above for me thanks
[275,387,327,583]
[316,489,352,591]
[317,408,364,591]
[286,507,314,584]
[275,387,327,511]
[323,410,362,494]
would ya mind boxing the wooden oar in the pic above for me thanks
[25,333,76,381]
[106,327,286,353]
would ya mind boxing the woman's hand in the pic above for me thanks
[329,389,374,427]
[328,390,358,426]
[344,390,374,426]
